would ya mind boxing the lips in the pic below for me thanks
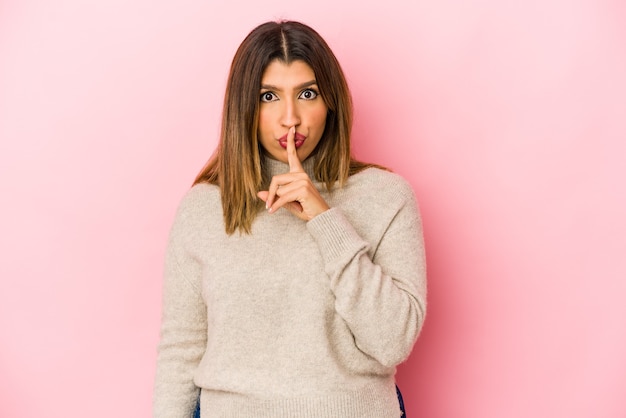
[278,132,307,149]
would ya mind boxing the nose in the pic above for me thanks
[280,97,301,128]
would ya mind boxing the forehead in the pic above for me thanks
[261,59,316,85]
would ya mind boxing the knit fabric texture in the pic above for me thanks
[153,156,427,418]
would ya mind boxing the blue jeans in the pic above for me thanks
[193,385,406,417]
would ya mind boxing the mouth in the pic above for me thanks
[278,132,307,149]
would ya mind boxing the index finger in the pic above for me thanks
[286,126,304,173]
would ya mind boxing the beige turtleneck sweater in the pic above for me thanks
[154,157,426,417]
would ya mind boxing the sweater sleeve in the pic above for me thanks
[306,178,426,368]
[153,202,207,417]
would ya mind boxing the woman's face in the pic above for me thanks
[257,59,328,163]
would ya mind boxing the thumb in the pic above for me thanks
[283,201,306,219]
[257,191,269,203]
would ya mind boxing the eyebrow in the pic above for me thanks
[260,80,318,91]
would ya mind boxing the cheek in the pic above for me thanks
[258,112,275,142]
[310,108,328,132]
[258,111,270,132]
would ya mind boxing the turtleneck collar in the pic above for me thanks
[262,154,317,181]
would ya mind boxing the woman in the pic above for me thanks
[154,20,426,417]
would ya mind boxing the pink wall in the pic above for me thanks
[1,0,625,417]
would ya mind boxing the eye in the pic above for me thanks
[260,91,278,102]
[299,88,318,100]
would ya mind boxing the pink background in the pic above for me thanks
[1,0,625,417]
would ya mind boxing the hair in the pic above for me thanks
[194,20,384,235]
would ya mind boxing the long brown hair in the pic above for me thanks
[194,20,381,234]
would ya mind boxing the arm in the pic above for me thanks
[306,181,426,368]
[257,126,426,367]
[153,209,207,417]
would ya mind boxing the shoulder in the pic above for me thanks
[169,183,222,236]
[325,168,420,249]
[176,183,220,214]
[347,167,416,203]
[331,168,418,227]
